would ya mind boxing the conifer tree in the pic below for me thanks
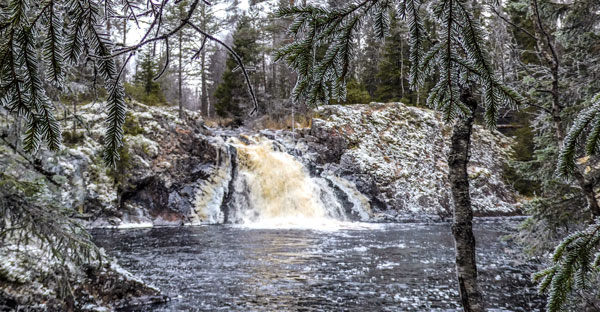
[491,0,600,310]
[359,26,381,98]
[276,1,524,310]
[0,0,257,166]
[132,47,165,105]
[373,14,409,103]
[163,0,210,117]
[0,3,258,294]
[214,14,260,121]
[197,2,225,116]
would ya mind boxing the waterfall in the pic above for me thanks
[192,134,371,228]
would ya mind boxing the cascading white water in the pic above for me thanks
[192,135,371,229]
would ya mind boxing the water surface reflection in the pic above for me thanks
[92,220,544,311]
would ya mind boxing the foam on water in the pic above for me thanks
[193,135,373,230]
[234,218,384,231]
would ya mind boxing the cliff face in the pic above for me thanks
[283,103,518,220]
[18,103,247,227]
[1,101,518,227]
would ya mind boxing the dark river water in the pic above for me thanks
[92,220,545,311]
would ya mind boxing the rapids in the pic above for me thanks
[192,135,371,228]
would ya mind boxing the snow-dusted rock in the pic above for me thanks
[0,241,166,311]
[284,102,518,218]
[1,101,519,226]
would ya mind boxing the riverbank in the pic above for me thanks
[1,101,523,310]
[91,219,544,311]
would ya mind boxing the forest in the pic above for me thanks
[1,0,600,311]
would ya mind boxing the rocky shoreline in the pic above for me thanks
[0,241,167,312]
[1,101,520,310]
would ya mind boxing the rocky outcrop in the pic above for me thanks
[0,102,233,227]
[0,242,166,311]
[1,101,519,226]
[275,102,519,219]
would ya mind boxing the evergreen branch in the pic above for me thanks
[43,0,66,87]
[64,1,85,64]
[276,0,381,106]
[372,0,390,38]
[0,0,236,166]
[443,0,456,112]
[16,27,62,152]
[102,81,126,166]
[29,0,53,29]
[533,219,600,312]
[0,173,103,301]
[8,0,30,27]
[403,0,425,89]
[558,93,600,176]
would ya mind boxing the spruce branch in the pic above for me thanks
[533,219,600,312]
[558,93,600,176]
[275,1,379,106]
[1,0,257,166]
[43,0,66,87]
[276,0,523,124]
[0,173,103,301]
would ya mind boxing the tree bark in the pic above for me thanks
[201,48,208,117]
[449,89,484,312]
[400,37,405,98]
[178,29,183,119]
[72,99,77,135]
[122,17,128,82]
[262,50,268,94]
[200,4,209,117]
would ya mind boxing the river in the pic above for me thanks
[92,219,544,311]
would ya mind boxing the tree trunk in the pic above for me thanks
[178,30,183,119]
[262,51,268,94]
[72,99,77,135]
[400,36,405,99]
[272,30,278,98]
[200,5,209,117]
[201,49,208,117]
[122,17,128,81]
[449,89,484,312]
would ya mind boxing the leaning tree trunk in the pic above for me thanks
[448,89,484,312]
